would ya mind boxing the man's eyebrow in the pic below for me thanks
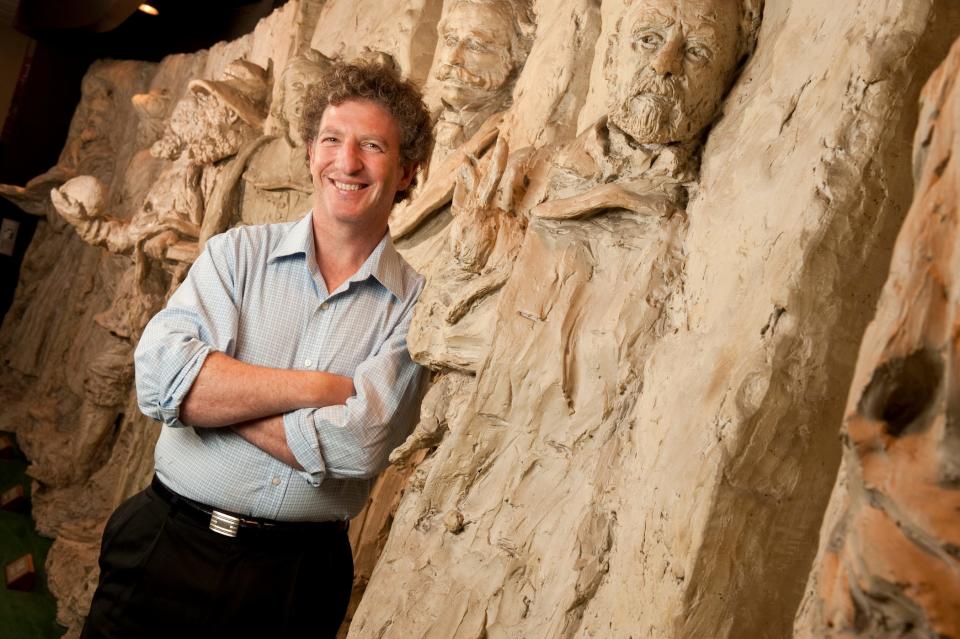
[317,126,392,146]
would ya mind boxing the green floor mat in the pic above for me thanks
[0,432,65,638]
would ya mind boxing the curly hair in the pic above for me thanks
[298,61,433,200]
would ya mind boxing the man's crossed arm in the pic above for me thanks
[178,352,355,469]
[135,227,424,481]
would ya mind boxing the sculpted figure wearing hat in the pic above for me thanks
[36,60,270,488]
[51,58,270,264]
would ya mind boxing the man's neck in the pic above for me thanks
[311,214,386,295]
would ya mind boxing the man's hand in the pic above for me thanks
[231,416,302,469]
[180,352,354,428]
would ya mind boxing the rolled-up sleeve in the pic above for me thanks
[134,235,240,427]
[284,282,426,485]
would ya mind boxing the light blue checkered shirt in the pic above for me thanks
[135,212,425,521]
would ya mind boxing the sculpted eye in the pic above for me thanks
[465,38,487,52]
[638,33,663,50]
[685,45,711,63]
[445,34,458,47]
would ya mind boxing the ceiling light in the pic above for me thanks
[138,4,159,16]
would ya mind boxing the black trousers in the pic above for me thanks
[80,483,353,639]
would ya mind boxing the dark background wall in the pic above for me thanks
[0,0,288,323]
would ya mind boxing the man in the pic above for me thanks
[388,0,535,241]
[81,61,433,639]
[429,0,534,169]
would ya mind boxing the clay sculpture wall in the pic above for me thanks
[0,1,958,637]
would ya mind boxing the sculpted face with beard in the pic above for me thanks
[152,91,256,165]
[607,0,742,145]
[434,0,517,112]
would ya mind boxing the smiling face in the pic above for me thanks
[607,0,741,144]
[308,99,416,236]
[434,1,516,111]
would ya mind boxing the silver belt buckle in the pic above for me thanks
[209,510,240,537]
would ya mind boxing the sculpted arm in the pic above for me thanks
[50,175,200,256]
[390,113,502,239]
[531,181,683,221]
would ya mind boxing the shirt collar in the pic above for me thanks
[269,211,407,300]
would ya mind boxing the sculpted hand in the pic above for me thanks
[142,230,181,261]
[50,175,108,226]
[449,137,509,273]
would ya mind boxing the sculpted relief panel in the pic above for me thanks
[36,58,271,488]
[238,52,329,226]
[0,0,958,637]
[356,2,765,637]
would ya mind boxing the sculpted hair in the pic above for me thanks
[615,0,764,63]
[446,0,537,66]
[605,0,764,96]
[298,61,434,199]
[738,0,764,61]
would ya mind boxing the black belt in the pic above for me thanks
[150,475,347,538]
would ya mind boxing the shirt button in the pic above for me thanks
[304,358,313,368]
[271,477,281,486]
[320,302,329,310]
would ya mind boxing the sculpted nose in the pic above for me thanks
[650,37,684,77]
[445,41,466,65]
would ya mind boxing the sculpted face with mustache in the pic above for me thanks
[434,0,517,111]
[606,0,742,145]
